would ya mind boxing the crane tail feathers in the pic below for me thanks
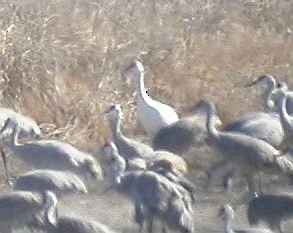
[275,156,293,174]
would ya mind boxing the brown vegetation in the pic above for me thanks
[1,0,293,152]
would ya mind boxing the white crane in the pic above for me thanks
[0,108,42,183]
[105,143,195,233]
[33,191,117,233]
[123,60,179,137]
[205,101,293,195]
[13,169,88,197]
[103,104,188,175]
[0,190,55,233]
[218,204,273,233]
[1,118,103,182]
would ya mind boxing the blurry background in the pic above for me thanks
[1,0,293,175]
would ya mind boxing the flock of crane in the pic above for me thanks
[1,60,293,233]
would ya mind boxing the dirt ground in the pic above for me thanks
[3,144,293,233]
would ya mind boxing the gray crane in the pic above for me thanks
[217,111,285,191]
[104,104,154,160]
[103,104,188,175]
[103,142,194,195]
[246,75,290,112]
[224,112,284,149]
[247,192,293,233]
[1,118,103,182]
[205,100,293,194]
[0,108,42,183]
[33,191,117,233]
[277,93,293,143]
[0,190,55,233]
[152,100,222,154]
[218,204,273,233]
[104,141,195,233]
[212,76,292,191]
[13,169,88,197]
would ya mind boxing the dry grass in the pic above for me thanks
[1,0,293,152]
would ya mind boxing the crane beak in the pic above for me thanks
[217,207,225,219]
[245,79,259,87]
[245,75,270,88]
[101,108,111,116]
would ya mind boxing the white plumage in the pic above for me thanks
[124,60,179,137]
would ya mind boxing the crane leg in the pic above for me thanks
[0,223,12,233]
[161,222,168,233]
[147,215,154,233]
[1,149,10,186]
[256,172,263,194]
[205,160,234,192]
[134,201,145,233]
[245,174,258,195]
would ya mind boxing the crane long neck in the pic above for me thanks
[109,116,122,139]
[137,71,151,102]
[278,95,293,134]
[265,79,277,110]
[10,126,21,149]
[224,217,235,233]
[43,191,58,229]
[206,106,220,139]
[111,149,127,185]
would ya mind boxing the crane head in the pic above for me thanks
[103,104,123,120]
[102,141,119,158]
[218,204,234,221]
[134,60,144,73]
[245,75,276,88]
[30,124,42,139]
[277,81,288,91]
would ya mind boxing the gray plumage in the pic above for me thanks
[0,108,41,182]
[105,142,195,233]
[0,190,54,233]
[246,75,291,113]
[277,93,293,142]
[247,193,293,233]
[50,216,117,233]
[219,204,273,233]
[0,108,41,140]
[206,101,293,194]
[152,100,222,154]
[35,191,117,233]
[219,111,285,191]
[102,140,188,177]
[225,112,284,149]
[13,169,88,197]
[2,118,103,181]
[104,104,154,160]
[104,105,188,174]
